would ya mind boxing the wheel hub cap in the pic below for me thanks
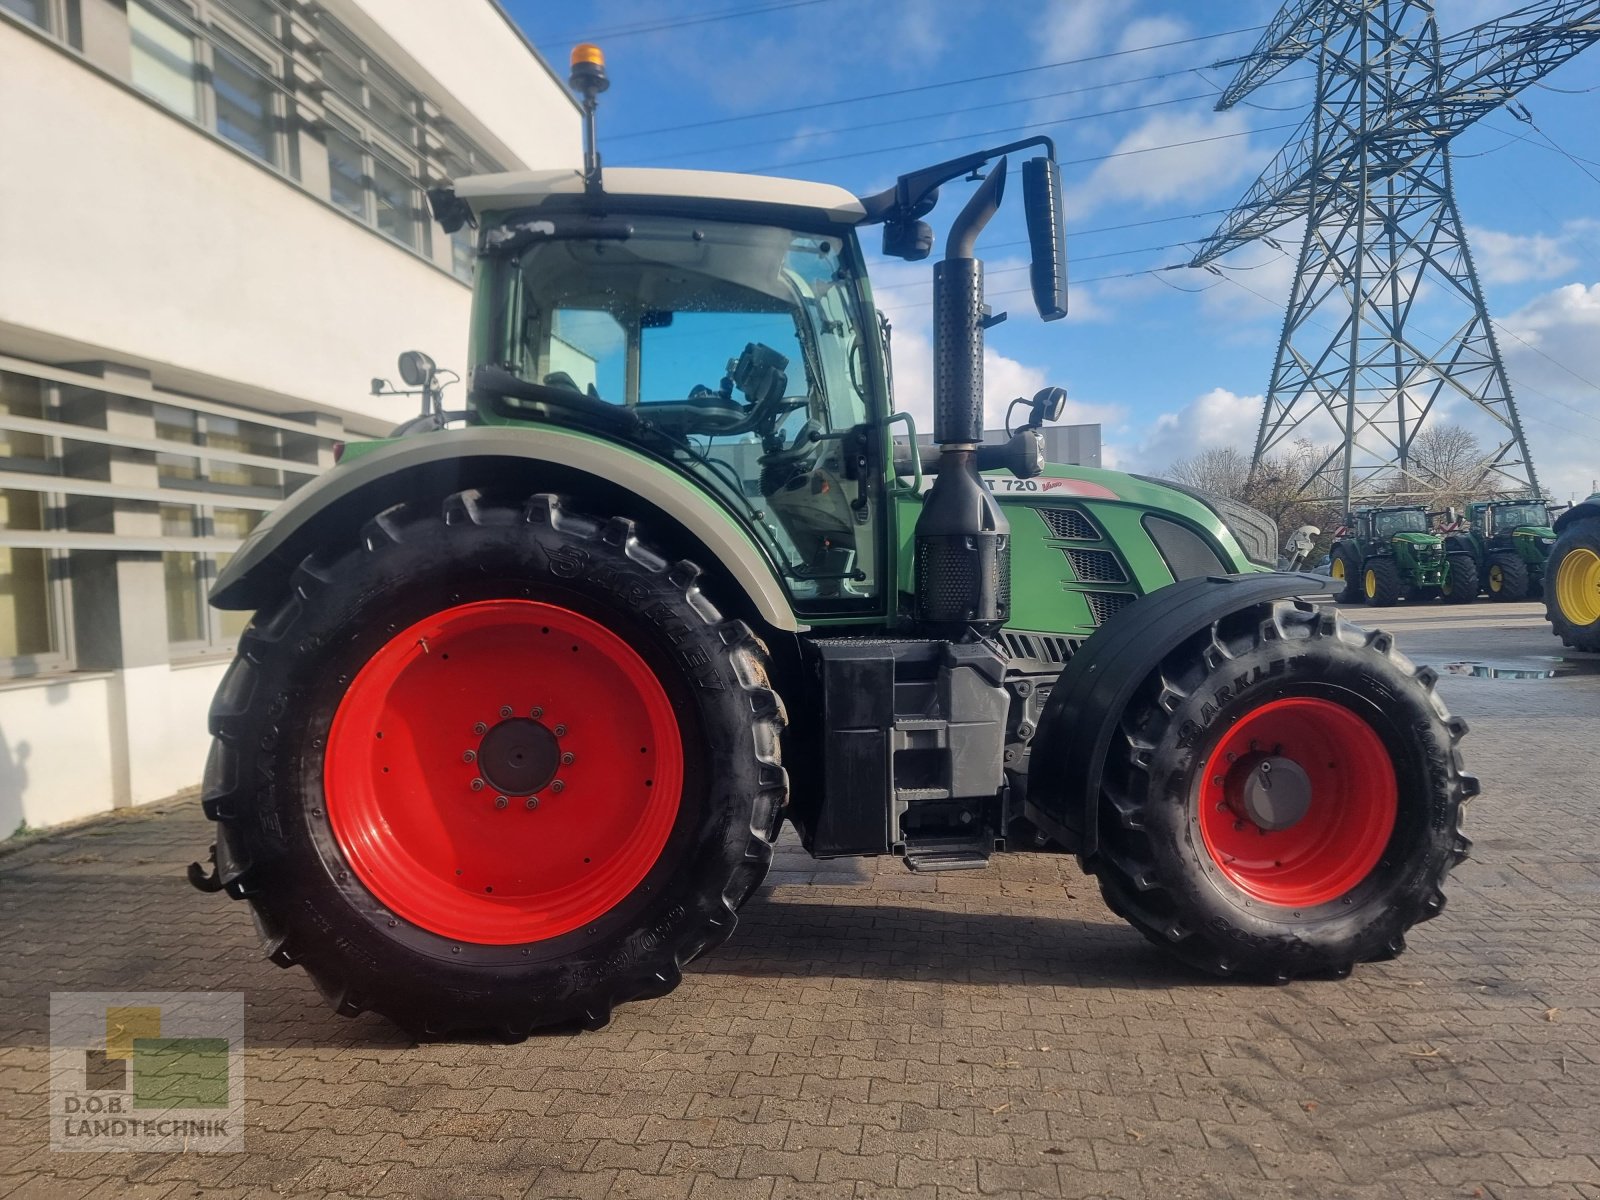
[1237,756,1312,831]
[477,718,560,797]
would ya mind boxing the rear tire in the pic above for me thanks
[1362,558,1404,606]
[1486,552,1528,602]
[201,491,787,1038]
[1546,517,1600,652]
[1088,601,1474,981]
[1441,553,1479,605]
[1330,547,1363,604]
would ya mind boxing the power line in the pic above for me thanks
[608,24,1269,141]
[537,0,838,45]
[646,68,1200,163]
[652,73,1314,167]
[744,119,1295,177]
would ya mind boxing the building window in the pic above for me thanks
[212,35,277,166]
[0,0,47,27]
[0,372,69,678]
[162,504,262,654]
[129,0,200,121]
[126,0,287,170]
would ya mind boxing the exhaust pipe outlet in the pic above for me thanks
[915,162,1011,639]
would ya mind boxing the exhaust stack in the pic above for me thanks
[913,161,1012,639]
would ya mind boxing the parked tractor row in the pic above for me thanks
[1329,498,1561,607]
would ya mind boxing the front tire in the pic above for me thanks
[1486,552,1528,602]
[1546,517,1600,652]
[201,491,787,1038]
[1330,547,1363,604]
[1363,557,1404,606]
[1089,601,1474,980]
[1441,552,1479,605]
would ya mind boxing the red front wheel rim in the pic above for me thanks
[1197,697,1397,908]
[325,600,683,944]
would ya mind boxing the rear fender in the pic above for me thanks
[1554,495,1600,535]
[210,425,802,632]
[1025,572,1334,857]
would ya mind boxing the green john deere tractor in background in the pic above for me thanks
[1329,505,1476,606]
[1546,492,1600,651]
[1444,498,1558,602]
[188,47,1475,1038]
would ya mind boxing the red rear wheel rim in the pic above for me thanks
[1197,697,1396,908]
[325,599,682,944]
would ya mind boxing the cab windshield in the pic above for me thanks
[481,215,881,606]
[1489,503,1548,531]
[1373,509,1427,536]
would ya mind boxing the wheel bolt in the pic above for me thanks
[554,724,568,737]
[561,752,575,766]
[499,706,513,719]
[470,778,485,792]
[525,797,539,810]
[494,795,508,809]
[472,722,487,736]
[462,750,476,763]
[551,780,564,793]
[531,706,544,719]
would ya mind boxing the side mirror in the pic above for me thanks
[1030,386,1067,426]
[397,350,436,388]
[883,218,934,262]
[370,377,387,395]
[1021,156,1068,321]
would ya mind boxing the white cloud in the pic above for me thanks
[1497,281,1600,503]
[1065,110,1267,220]
[1113,386,1264,476]
[1040,0,1123,63]
[1467,226,1579,286]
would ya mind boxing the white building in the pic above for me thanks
[0,0,580,832]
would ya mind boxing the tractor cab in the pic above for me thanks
[456,174,887,605]
[1454,498,1559,600]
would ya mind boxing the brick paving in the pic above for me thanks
[1,600,1598,1199]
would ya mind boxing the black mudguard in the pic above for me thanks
[1025,572,1333,857]
[1555,495,1600,535]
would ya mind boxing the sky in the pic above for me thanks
[503,0,1600,503]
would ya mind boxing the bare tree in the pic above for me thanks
[1163,440,1344,562]
[1377,423,1497,510]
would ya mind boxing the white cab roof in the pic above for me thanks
[454,167,867,224]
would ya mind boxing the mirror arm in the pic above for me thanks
[859,136,1056,224]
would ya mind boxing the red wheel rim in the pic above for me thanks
[325,600,682,944]
[1197,697,1396,908]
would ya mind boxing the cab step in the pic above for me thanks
[904,849,990,872]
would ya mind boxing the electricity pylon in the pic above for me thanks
[1190,0,1600,509]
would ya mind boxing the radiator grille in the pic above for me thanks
[1085,591,1136,625]
[1064,547,1127,584]
[1038,506,1099,540]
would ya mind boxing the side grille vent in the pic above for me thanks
[999,630,1079,667]
[1085,591,1136,626]
[1064,547,1127,584]
[1038,507,1099,540]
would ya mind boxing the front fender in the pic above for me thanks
[1025,572,1334,857]
[211,425,803,632]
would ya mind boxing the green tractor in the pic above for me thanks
[188,49,1475,1038]
[1328,505,1475,606]
[1546,492,1600,651]
[1443,498,1559,602]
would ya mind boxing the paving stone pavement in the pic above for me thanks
[1,600,1597,1200]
